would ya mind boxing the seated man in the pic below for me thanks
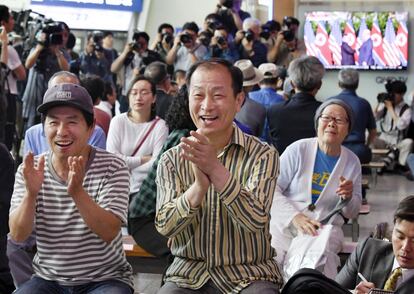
[336,195,414,293]
[9,83,133,293]
[155,59,283,293]
[8,70,105,288]
[267,56,323,154]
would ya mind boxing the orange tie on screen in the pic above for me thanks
[384,267,402,291]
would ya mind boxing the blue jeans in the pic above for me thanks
[14,277,133,294]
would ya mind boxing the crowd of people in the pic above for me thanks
[1,1,414,293]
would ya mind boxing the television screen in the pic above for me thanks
[304,11,408,70]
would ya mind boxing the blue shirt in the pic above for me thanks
[249,88,284,142]
[24,123,107,156]
[311,148,339,204]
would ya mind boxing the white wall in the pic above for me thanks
[143,0,217,40]
[296,1,413,106]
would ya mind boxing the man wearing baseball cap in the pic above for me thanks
[9,83,133,293]
[250,63,286,142]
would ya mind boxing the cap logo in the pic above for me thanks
[56,91,72,99]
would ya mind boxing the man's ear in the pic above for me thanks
[235,91,245,112]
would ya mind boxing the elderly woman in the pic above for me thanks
[270,99,362,279]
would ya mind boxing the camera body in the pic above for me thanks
[131,42,142,51]
[217,36,226,46]
[244,30,254,42]
[92,31,104,52]
[377,80,396,103]
[180,33,192,44]
[282,30,295,42]
[162,33,173,45]
[39,22,63,47]
[221,0,233,9]
[377,92,394,103]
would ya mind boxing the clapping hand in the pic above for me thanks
[22,152,45,197]
[67,156,86,197]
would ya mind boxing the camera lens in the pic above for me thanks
[180,34,192,44]
[163,33,173,44]
[244,30,254,42]
[217,36,226,45]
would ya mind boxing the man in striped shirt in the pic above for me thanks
[155,59,283,293]
[9,83,133,293]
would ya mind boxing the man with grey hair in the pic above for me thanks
[144,61,173,119]
[328,68,377,164]
[267,56,323,154]
[234,17,268,66]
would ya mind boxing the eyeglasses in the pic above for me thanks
[319,114,348,125]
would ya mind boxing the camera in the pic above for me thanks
[260,20,281,40]
[38,22,63,47]
[260,28,270,40]
[282,30,295,42]
[244,30,254,42]
[131,42,142,51]
[91,31,104,52]
[207,20,221,32]
[221,0,233,8]
[180,33,192,44]
[198,31,212,47]
[162,32,173,45]
[217,36,226,45]
[93,43,104,52]
[377,92,394,103]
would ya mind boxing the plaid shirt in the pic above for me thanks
[128,129,190,218]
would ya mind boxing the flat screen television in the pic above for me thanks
[303,11,408,70]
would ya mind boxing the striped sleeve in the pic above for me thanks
[94,153,130,224]
[219,147,279,232]
[155,150,199,237]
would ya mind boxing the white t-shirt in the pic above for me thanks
[6,45,22,95]
[106,113,169,193]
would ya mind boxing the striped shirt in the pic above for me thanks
[10,148,133,288]
[155,126,283,293]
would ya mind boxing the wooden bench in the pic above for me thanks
[361,161,386,186]
[123,234,155,258]
[122,229,167,274]
[372,148,390,156]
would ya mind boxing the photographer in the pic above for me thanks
[260,20,281,49]
[149,23,174,62]
[0,5,26,152]
[71,32,111,82]
[22,21,70,130]
[204,26,239,63]
[374,80,413,170]
[268,16,306,68]
[235,17,268,67]
[166,21,207,72]
[111,31,161,112]
[215,0,250,36]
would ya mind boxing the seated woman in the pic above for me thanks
[270,99,362,280]
[128,86,196,257]
[107,76,168,199]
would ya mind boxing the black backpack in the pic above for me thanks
[281,268,350,294]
